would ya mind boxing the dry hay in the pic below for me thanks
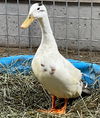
[0,72,100,118]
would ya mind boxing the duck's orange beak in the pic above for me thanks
[20,15,35,29]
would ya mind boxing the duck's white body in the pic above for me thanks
[31,10,83,98]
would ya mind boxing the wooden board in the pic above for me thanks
[34,0,100,3]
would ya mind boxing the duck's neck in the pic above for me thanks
[39,14,52,34]
[38,14,58,49]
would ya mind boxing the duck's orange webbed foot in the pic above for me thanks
[38,107,65,114]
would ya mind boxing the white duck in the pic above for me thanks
[21,3,83,114]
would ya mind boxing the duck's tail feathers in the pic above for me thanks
[82,82,91,95]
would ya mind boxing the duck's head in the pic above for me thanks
[21,3,47,29]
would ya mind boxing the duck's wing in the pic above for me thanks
[61,55,82,82]
[59,55,91,95]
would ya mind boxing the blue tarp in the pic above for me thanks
[0,55,100,88]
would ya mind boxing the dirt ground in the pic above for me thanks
[0,47,100,63]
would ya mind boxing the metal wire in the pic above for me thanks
[53,0,55,36]
[28,0,32,54]
[17,0,21,54]
[77,0,80,57]
[5,0,9,56]
[90,0,93,61]
[65,0,68,56]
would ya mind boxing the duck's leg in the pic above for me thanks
[37,95,56,113]
[48,95,56,111]
[53,98,68,114]
[38,96,68,114]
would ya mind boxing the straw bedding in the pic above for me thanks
[0,73,99,118]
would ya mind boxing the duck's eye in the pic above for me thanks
[37,7,40,10]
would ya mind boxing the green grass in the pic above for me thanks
[0,73,100,118]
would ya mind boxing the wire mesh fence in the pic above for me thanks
[0,0,100,63]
